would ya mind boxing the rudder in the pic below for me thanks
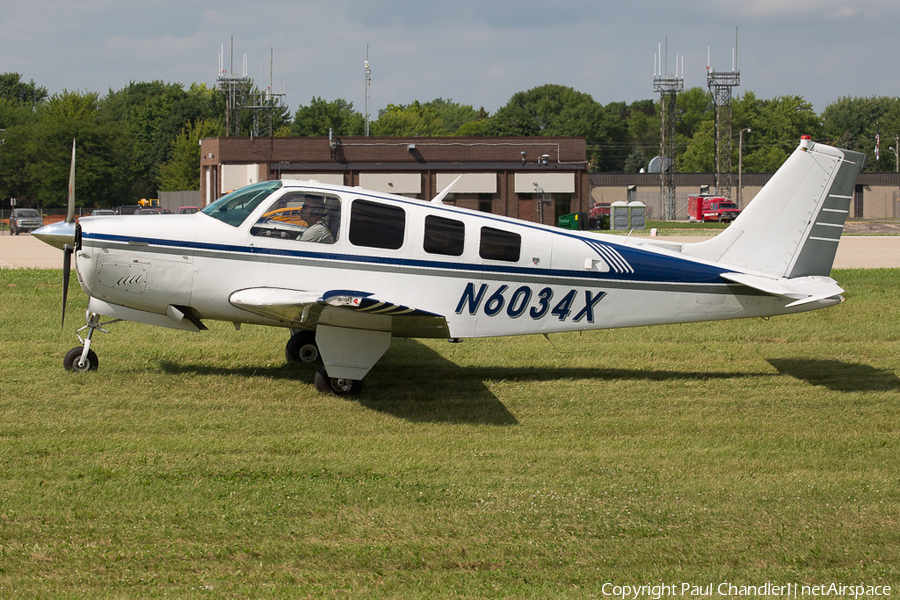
[683,138,866,278]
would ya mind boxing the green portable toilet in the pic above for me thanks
[628,201,646,230]
[611,201,630,230]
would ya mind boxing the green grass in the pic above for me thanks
[595,220,731,236]
[1,269,899,597]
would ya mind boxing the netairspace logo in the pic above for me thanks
[599,582,892,599]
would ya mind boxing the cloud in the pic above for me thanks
[342,0,609,29]
[826,6,860,19]
[3,0,900,116]
[696,0,895,21]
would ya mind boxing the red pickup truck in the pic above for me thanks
[588,202,611,229]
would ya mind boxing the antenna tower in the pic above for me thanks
[653,40,684,221]
[245,48,286,137]
[706,29,740,198]
[364,46,372,137]
[217,38,285,137]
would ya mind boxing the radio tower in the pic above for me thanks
[653,40,684,221]
[217,38,285,137]
[707,29,740,198]
[217,37,251,137]
[364,45,372,137]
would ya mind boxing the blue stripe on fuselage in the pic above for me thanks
[82,231,730,285]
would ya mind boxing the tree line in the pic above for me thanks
[1,72,898,209]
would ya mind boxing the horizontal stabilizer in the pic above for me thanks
[720,272,844,307]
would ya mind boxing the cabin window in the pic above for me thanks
[202,181,283,227]
[480,227,521,262]
[251,192,341,243]
[423,215,465,256]
[349,199,406,250]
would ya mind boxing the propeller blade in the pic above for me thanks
[66,139,76,224]
[62,244,73,329]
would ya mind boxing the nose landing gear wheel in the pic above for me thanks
[286,330,320,364]
[64,347,99,372]
[315,365,363,396]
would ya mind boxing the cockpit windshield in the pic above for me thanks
[201,181,283,227]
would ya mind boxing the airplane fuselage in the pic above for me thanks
[72,181,831,342]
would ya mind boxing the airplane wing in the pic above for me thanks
[719,273,844,308]
[229,287,450,338]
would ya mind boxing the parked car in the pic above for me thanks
[91,209,117,216]
[10,208,44,235]
[133,208,162,215]
[176,206,199,214]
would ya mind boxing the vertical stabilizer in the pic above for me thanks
[683,138,866,278]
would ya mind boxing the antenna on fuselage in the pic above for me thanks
[431,176,462,204]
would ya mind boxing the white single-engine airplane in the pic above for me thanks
[34,136,864,395]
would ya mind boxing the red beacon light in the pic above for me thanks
[800,135,812,150]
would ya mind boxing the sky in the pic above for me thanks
[3,0,899,117]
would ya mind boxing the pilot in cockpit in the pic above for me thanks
[298,196,339,244]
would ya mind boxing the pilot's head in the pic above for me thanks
[299,196,325,223]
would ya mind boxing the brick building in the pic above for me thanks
[199,136,900,223]
[199,136,591,225]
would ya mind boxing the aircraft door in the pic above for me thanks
[250,191,343,287]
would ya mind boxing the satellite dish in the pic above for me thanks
[647,156,673,173]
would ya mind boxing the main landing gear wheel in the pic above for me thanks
[285,330,320,364]
[64,347,98,372]
[315,365,363,396]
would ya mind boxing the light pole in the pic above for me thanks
[738,127,751,208]
[533,185,549,225]
[891,135,900,218]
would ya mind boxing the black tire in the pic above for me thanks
[285,330,319,364]
[63,347,98,372]
[314,365,362,396]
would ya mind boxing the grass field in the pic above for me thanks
[1,269,898,598]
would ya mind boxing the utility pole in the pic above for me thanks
[738,127,751,208]
[894,135,900,172]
